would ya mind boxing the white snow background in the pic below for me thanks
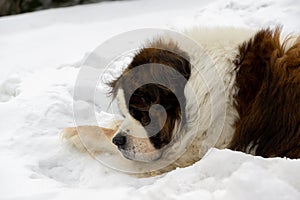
[0,0,300,199]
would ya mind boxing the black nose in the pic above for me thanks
[112,133,127,147]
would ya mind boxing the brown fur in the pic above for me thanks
[109,39,191,149]
[230,27,300,158]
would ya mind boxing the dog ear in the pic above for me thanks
[130,39,191,81]
[107,39,191,100]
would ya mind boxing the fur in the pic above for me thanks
[62,26,300,176]
[230,27,300,158]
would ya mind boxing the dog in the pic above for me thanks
[63,26,300,176]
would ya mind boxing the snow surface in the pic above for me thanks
[0,0,300,199]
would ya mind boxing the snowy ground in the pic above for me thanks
[0,0,300,199]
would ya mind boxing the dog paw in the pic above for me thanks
[61,126,118,154]
[61,127,88,152]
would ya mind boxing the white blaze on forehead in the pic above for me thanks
[116,88,128,117]
[116,88,149,138]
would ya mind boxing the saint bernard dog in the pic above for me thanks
[63,26,300,176]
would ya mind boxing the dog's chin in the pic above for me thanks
[119,148,162,163]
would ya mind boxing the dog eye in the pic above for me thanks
[141,113,150,126]
[130,95,147,104]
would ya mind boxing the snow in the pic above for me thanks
[0,0,299,199]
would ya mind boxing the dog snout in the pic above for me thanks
[112,132,127,147]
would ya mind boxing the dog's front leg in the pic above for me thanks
[61,122,121,156]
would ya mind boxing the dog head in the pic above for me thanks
[108,39,191,162]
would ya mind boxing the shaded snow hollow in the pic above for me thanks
[0,0,300,199]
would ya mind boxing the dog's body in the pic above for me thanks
[63,27,300,176]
